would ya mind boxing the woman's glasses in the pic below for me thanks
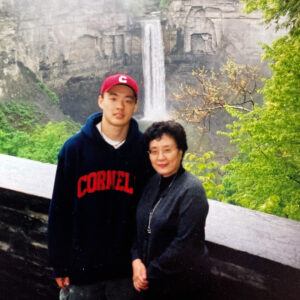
[148,147,178,158]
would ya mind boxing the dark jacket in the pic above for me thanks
[133,170,210,293]
[48,112,149,285]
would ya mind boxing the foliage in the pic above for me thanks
[183,152,224,200]
[173,59,261,129]
[37,81,60,104]
[0,129,31,157]
[0,101,80,163]
[159,0,171,9]
[242,0,300,35]
[17,121,80,163]
[174,2,300,220]
[222,33,300,220]
[0,101,43,132]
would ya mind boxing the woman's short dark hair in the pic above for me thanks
[144,121,188,154]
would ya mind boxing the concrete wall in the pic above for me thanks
[0,154,300,299]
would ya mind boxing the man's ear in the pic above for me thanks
[98,95,104,110]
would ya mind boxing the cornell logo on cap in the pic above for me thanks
[118,75,127,83]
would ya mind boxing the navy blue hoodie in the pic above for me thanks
[48,112,149,285]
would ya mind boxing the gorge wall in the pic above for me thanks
[0,0,281,156]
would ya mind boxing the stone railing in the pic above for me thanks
[0,154,299,300]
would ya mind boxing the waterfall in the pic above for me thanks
[141,17,168,120]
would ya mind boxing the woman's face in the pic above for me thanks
[148,134,183,177]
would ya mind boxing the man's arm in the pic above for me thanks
[48,148,74,281]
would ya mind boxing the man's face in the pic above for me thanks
[98,84,137,127]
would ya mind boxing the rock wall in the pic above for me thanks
[0,0,281,123]
[163,0,278,59]
[0,0,18,99]
[0,188,56,299]
[12,0,145,84]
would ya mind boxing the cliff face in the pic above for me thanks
[0,0,280,122]
[12,0,147,83]
[164,0,276,59]
[0,0,18,100]
[0,0,149,120]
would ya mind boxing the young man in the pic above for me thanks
[48,74,150,300]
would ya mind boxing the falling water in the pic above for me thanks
[141,17,168,120]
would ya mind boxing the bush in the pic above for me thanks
[183,152,224,200]
[17,121,80,163]
[0,101,80,163]
[37,81,60,104]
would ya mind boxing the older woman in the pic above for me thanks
[132,121,210,300]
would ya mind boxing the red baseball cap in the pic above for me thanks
[99,74,139,97]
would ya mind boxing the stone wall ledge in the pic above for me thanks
[1,154,299,269]
[0,154,300,299]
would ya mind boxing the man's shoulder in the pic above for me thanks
[59,130,83,157]
[64,130,83,148]
[128,118,145,140]
[134,129,145,143]
[128,125,146,149]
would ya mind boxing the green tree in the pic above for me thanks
[0,102,80,163]
[160,0,171,9]
[184,152,224,200]
[0,101,42,132]
[242,0,300,35]
[223,2,300,220]
[0,102,41,156]
[0,129,31,157]
[18,121,80,163]
[173,1,300,220]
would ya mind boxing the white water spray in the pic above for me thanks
[141,17,168,120]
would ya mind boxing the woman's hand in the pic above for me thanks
[132,259,149,292]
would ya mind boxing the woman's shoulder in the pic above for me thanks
[180,172,208,207]
[180,171,205,191]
